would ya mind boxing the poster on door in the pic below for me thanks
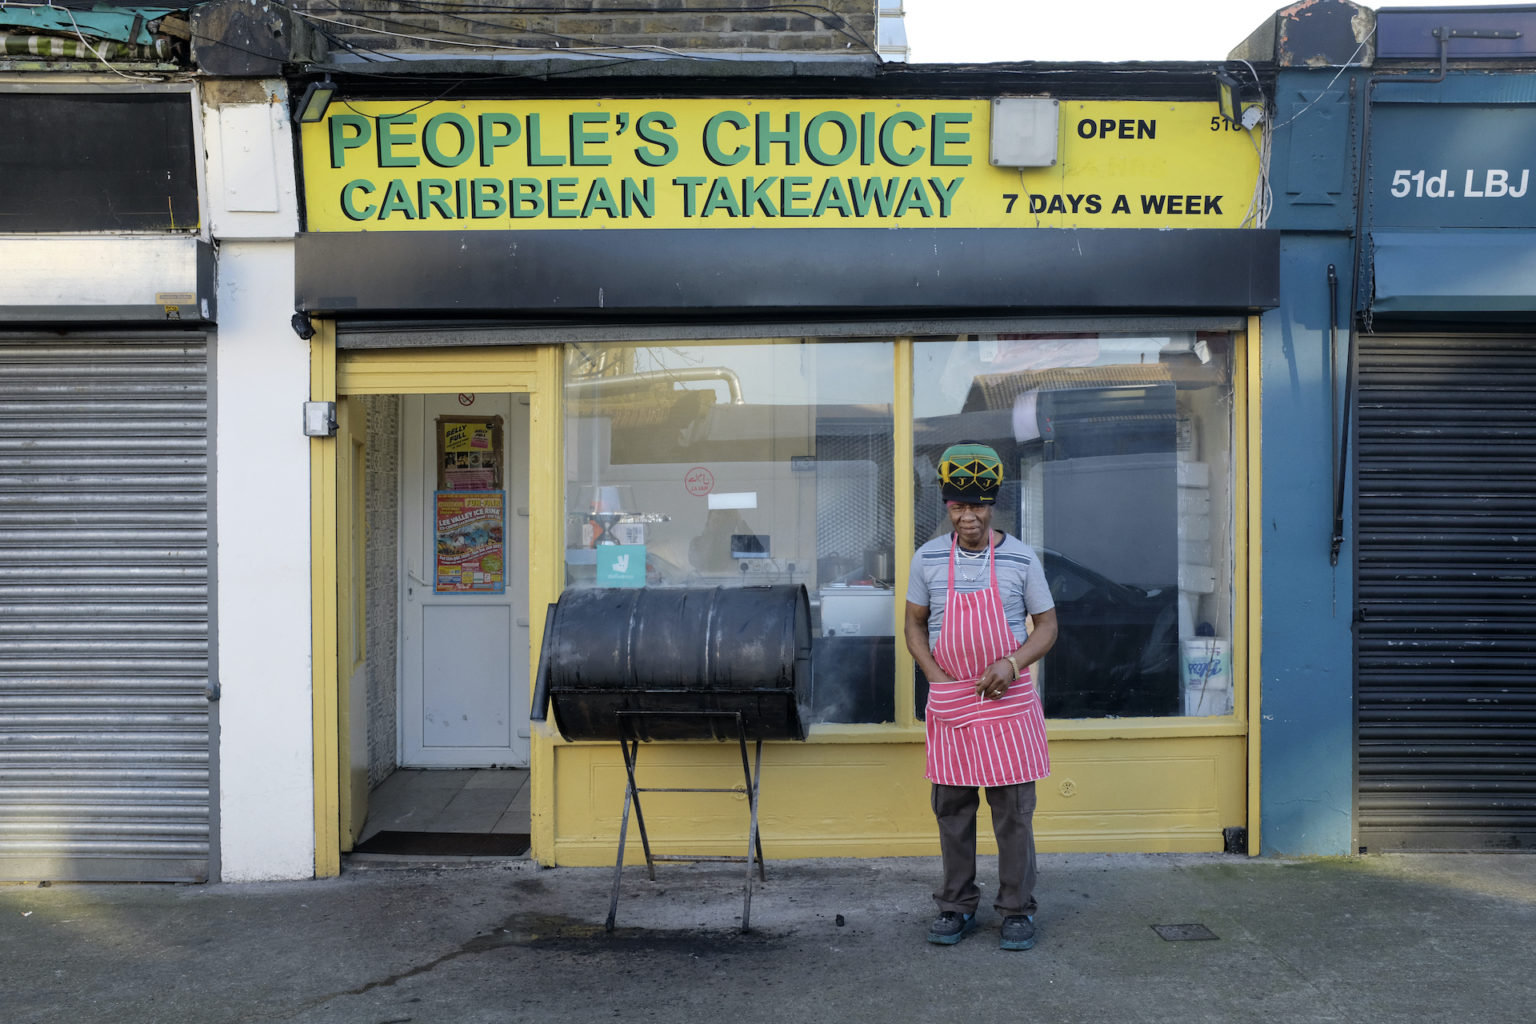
[435,490,506,593]
[438,416,503,491]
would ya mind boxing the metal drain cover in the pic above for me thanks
[1152,923,1219,941]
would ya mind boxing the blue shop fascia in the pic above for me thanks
[1249,0,1536,856]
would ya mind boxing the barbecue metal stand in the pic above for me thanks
[606,710,766,933]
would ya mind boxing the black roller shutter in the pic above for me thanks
[1356,334,1536,851]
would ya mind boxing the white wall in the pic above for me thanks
[207,84,316,880]
[214,242,314,880]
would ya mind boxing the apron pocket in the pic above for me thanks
[928,678,1034,727]
[926,678,986,727]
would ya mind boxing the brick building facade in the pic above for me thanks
[291,1,880,58]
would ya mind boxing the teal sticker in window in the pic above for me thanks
[597,544,646,588]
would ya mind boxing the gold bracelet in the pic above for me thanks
[1006,654,1023,679]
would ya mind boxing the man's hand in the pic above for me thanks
[976,659,1015,700]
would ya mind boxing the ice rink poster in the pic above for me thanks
[435,490,505,593]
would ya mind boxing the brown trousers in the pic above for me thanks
[931,780,1039,917]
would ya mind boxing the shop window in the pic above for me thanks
[0,92,199,232]
[563,339,897,725]
[912,333,1235,719]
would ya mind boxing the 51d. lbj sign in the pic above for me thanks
[1389,168,1530,199]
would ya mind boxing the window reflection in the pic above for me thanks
[913,333,1234,719]
[563,339,897,725]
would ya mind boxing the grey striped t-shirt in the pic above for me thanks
[905,532,1055,649]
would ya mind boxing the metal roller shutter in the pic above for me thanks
[1356,334,1536,851]
[0,335,209,881]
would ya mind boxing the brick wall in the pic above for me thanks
[292,1,879,58]
[360,394,400,790]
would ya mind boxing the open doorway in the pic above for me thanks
[341,391,532,857]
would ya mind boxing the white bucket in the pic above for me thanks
[1180,638,1232,716]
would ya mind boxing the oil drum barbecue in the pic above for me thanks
[531,584,813,930]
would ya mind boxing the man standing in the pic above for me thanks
[904,442,1058,950]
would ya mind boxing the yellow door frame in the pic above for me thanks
[1241,314,1263,856]
[310,323,341,876]
[309,328,562,876]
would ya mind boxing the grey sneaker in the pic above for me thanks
[1000,914,1036,950]
[927,910,978,945]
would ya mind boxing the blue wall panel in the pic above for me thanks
[1259,235,1356,856]
[1260,67,1364,856]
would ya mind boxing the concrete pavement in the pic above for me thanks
[3,851,1534,1023]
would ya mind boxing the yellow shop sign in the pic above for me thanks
[299,98,1261,231]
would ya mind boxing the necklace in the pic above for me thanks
[955,536,991,583]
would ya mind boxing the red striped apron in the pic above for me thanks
[925,534,1051,787]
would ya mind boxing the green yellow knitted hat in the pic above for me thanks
[938,442,1002,503]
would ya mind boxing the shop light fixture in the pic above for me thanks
[1215,69,1264,130]
[295,77,336,124]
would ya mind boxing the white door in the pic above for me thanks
[399,393,531,767]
